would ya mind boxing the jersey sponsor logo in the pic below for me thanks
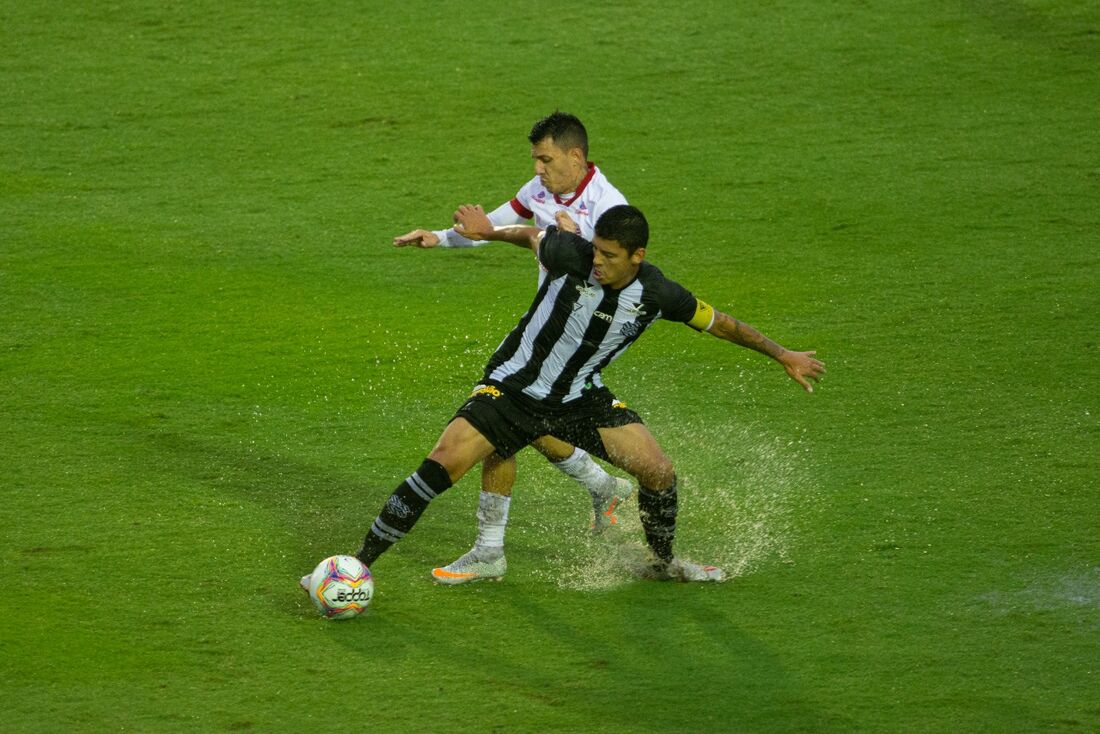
[471,384,502,399]
[593,310,615,323]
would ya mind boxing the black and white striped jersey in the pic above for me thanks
[482,227,715,407]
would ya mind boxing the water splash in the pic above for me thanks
[528,419,817,591]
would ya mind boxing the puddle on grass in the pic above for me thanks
[528,419,818,591]
[975,566,1100,615]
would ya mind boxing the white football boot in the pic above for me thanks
[431,547,507,585]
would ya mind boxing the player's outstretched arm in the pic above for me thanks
[707,310,825,392]
[395,202,528,250]
[393,229,441,248]
[453,204,543,250]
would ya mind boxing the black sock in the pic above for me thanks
[638,478,678,564]
[357,458,452,567]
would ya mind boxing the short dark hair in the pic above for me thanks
[595,205,649,255]
[528,111,588,157]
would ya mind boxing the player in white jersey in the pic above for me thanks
[394,114,626,250]
[392,113,633,583]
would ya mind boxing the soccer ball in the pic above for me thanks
[307,555,374,620]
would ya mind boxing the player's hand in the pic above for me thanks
[393,229,441,248]
[453,204,493,241]
[780,350,826,393]
[555,210,580,234]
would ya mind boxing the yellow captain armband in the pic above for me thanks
[687,299,716,331]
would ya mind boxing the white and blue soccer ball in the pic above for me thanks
[307,555,374,620]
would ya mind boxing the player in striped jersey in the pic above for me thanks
[392,113,634,575]
[312,205,824,587]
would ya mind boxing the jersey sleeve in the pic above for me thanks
[538,227,592,278]
[509,176,543,221]
[658,275,715,332]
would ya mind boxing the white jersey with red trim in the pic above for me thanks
[434,163,626,247]
[510,163,627,240]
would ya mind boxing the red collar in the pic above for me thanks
[553,162,596,206]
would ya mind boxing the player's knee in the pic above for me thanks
[428,419,491,482]
[652,458,676,490]
[634,456,675,490]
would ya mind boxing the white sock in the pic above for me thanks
[474,491,510,556]
[552,448,617,500]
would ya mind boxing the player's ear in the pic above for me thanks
[569,146,586,165]
[631,247,646,264]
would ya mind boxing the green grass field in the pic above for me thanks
[3,1,1098,731]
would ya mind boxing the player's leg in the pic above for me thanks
[596,422,676,561]
[430,384,539,584]
[355,417,496,568]
[431,452,515,585]
[597,423,724,582]
[531,435,633,530]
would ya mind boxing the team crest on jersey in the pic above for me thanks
[620,320,643,337]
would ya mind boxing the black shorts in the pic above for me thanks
[454,382,643,460]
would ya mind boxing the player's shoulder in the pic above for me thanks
[637,260,692,299]
[587,165,628,205]
[519,172,545,193]
[637,260,669,284]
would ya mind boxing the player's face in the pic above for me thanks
[592,236,645,290]
[531,138,586,195]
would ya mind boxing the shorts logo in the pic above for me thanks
[471,384,502,399]
[612,399,628,410]
[620,320,643,337]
